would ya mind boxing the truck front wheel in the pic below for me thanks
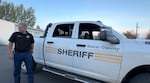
[128,73,150,83]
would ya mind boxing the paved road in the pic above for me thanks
[0,45,79,83]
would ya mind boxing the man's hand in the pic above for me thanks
[8,42,13,59]
[8,53,13,59]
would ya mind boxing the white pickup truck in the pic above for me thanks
[22,21,150,83]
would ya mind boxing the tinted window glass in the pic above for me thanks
[79,23,101,40]
[53,24,74,38]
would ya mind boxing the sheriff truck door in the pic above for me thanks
[73,22,123,81]
[44,23,75,71]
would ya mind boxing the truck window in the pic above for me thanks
[53,24,74,38]
[78,23,101,40]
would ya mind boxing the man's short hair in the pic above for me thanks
[18,23,27,28]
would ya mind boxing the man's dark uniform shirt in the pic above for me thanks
[9,32,34,52]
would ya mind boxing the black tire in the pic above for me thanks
[129,73,150,83]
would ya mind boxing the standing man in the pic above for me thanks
[8,23,34,83]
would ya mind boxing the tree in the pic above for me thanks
[23,7,36,27]
[0,1,15,20]
[146,30,150,39]
[123,30,137,39]
[0,0,36,27]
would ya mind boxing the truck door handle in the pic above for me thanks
[47,41,54,44]
[76,44,86,47]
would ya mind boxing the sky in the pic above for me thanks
[3,0,150,34]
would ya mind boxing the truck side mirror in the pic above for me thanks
[100,31,120,44]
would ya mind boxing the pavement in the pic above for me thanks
[0,45,79,83]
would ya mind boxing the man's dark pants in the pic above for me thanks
[14,52,33,83]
